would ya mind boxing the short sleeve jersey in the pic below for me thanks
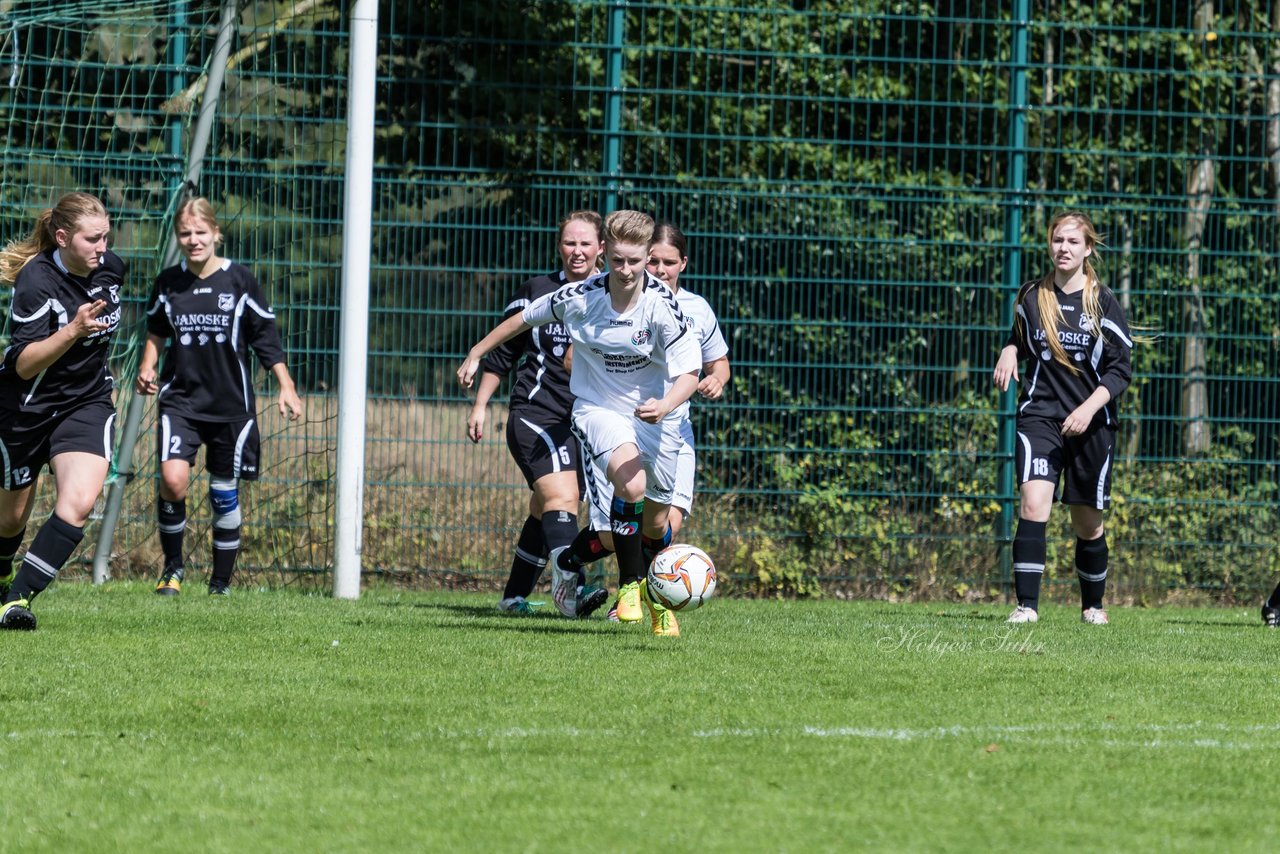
[480,271,574,421]
[1006,280,1133,427]
[0,248,126,415]
[668,287,729,420]
[144,259,287,422]
[522,271,702,415]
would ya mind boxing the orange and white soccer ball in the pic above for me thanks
[646,544,717,611]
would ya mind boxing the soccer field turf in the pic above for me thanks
[0,584,1274,852]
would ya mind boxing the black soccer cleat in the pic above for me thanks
[0,599,37,631]
[1262,603,1279,628]
[208,581,231,596]
[576,585,609,619]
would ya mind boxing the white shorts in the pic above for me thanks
[672,418,696,513]
[586,412,696,532]
[573,401,684,530]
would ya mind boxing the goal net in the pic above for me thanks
[0,0,343,587]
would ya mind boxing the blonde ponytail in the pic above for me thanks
[0,192,109,284]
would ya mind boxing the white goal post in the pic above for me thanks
[332,0,379,599]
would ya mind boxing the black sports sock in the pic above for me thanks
[1012,518,1047,610]
[1076,534,1108,611]
[7,514,84,603]
[157,497,187,580]
[561,529,611,570]
[610,498,645,585]
[0,528,26,579]
[210,525,240,588]
[541,509,578,553]
[641,526,673,567]
[503,515,546,599]
[1267,582,1280,610]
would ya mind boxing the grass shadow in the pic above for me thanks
[1161,616,1256,628]
[929,609,1009,622]
[371,599,625,635]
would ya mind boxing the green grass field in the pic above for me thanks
[0,583,1275,852]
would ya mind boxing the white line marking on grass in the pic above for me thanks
[692,721,1280,750]
[693,723,1084,739]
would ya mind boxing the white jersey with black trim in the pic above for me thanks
[522,270,702,416]
[480,271,574,422]
[667,287,728,420]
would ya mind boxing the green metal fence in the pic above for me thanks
[1,1,1278,601]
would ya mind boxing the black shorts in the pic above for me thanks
[1015,417,1116,509]
[505,408,582,491]
[0,399,116,490]
[158,412,261,481]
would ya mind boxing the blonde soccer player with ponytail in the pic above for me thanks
[993,211,1134,626]
[0,193,125,630]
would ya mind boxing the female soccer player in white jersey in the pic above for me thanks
[577,222,732,621]
[466,210,608,617]
[993,211,1133,625]
[459,210,701,636]
[633,222,730,537]
[0,192,125,630]
[135,197,303,596]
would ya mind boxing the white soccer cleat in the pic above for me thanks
[497,596,540,614]
[547,546,578,618]
[1081,607,1109,625]
[1007,605,1039,624]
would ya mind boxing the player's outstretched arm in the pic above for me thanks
[457,314,530,389]
[992,344,1020,392]
[134,334,167,395]
[272,362,304,421]
[467,371,503,443]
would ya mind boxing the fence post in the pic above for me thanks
[997,0,1031,593]
[602,0,625,215]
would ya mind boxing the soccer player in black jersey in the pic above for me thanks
[466,210,608,617]
[0,193,124,630]
[993,211,1133,625]
[1264,582,1280,626]
[135,198,303,596]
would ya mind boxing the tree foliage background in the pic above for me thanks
[1,0,1278,597]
